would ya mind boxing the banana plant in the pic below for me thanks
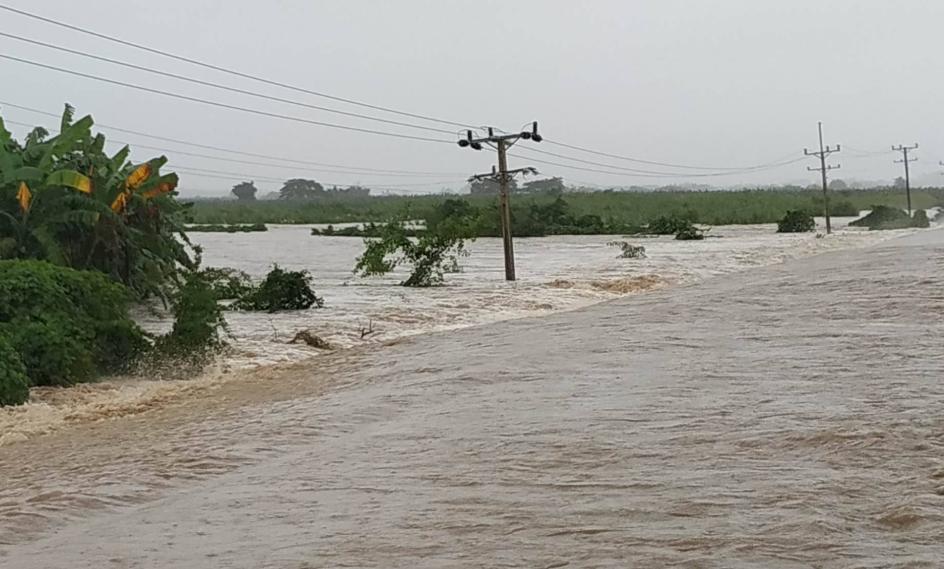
[0,104,195,299]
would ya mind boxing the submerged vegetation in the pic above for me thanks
[185,223,267,233]
[777,210,816,233]
[849,206,930,231]
[233,266,324,311]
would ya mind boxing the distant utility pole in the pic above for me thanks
[458,123,543,281]
[804,121,841,234]
[892,143,919,215]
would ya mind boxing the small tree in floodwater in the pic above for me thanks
[354,220,473,287]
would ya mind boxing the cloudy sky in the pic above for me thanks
[1,0,942,196]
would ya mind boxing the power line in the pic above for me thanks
[514,145,803,176]
[173,165,462,190]
[4,117,464,178]
[508,151,806,179]
[0,53,455,144]
[0,2,475,130]
[0,101,459,176]
[542,138,793,171]
[0,31,456,136]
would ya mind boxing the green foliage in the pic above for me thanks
[187,187,944,230]
[777,210,816,233]
[234,265,324,311]
[155,272,227,362]
[849,206,917,230]
[912,209,930,228]
[279,178,324,200]
[185,223,267,233]
[675,225,706,240]
[0,105,195,300]
[0,260,146,388]
[0,334,29,406]
[646,212,698,235]
[231,181,257,201]
[355,220,472,287]
[829,200,860,217]
[199,266,254,299]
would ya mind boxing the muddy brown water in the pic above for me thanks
[2,230,943,568]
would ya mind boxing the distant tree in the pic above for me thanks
[893,176,907,190]
[828,178,848,190]
[279,178,324,200]
[231,181,258,201]
[469,177,516,195]
[522,177,566,194]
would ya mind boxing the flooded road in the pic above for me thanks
[2,228,944,567]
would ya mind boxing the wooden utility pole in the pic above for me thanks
[892,143,919,215]
[804,122,841,234]
[459,123,542,281]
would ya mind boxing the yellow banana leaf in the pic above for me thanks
[46,170,92,194]
[111,191,130,213]
[142,179,178,199]
[16,182,31,212]
[125,163,152,189]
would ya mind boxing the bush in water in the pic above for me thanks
[165,272,228,352]
[355,221,471,287]
[0,335,29,406]
[199,267,254,300]
[234,265,324,311]
[675,225,706,240]
[0,260,147,389]
[912,209,930,228]
[850,206,919,230]
[777,210,816,233]
[647,212,697,235]
[607,241,646,259]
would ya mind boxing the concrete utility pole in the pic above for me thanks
[458,123,543,281]
[804,122,841,234]
[892,144,919,215]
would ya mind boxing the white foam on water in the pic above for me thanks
[0,216,926,444]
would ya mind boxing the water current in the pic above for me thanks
[1,219,941,567]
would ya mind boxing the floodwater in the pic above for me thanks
[1,220,943,567]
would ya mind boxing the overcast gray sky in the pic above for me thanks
[2,0,942,196]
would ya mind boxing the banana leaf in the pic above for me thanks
[46,170,92,194]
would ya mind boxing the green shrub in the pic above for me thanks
[199,267,254,299]
[647,212,697,235]
[675,225,706,240]
[0,335,29,406]
[0,260,146,388]
[849,206,914,230]
[777,210,815,233]
[355,221,472,287]
[153,272,227,366]
[912,209,930,228]
[234,266,323,311]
